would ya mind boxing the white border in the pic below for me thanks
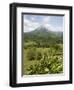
[16,7,70,83]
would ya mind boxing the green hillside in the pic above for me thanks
[23,26,63,75]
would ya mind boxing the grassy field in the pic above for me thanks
[23,44,63,75]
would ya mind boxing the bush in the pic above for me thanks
[36,50,42,60]
[25,46,63,75]
[26,48,36,60]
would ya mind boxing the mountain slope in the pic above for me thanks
[24,25,63,46]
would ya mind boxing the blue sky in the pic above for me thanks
[23,14,64,32]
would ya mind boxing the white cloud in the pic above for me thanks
[31,17,36,22]
[44,24,63,32]
[42,16,51,25]
[23,16,63,32]
[24,17,40,32]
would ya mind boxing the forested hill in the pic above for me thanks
[24,26,63,47]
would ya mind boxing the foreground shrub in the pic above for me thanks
[25,45,63,75]
[26,52,63,75]
[26,48,36,60]
[36,50,42,60]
